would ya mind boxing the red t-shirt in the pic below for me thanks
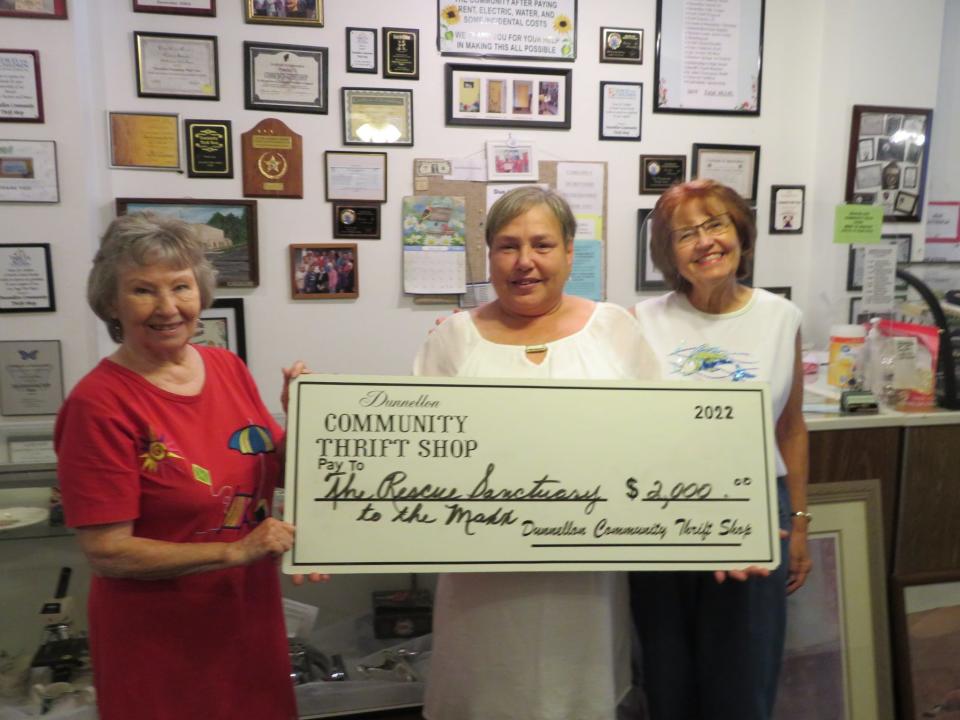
[55,346,296,720]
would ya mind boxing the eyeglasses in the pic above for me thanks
[669,213,733,246]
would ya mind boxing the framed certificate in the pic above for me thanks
[108,111,180,170]
[640,154,685,194]
[445,63,572,130]
[769,185,804,234]
[691,143,761,203]
[0,1,67,18]
[324,150,387,202]
[332,202,380,239]
[184,119,232,178]
[382,27,418,80]
[0,49,43,123]
[0,340,63,416]
[244,42,328,115]
[0,139,59,202]
[599,81,641,141]
[0,243,55,312]
[133,0,216,15]
[290,243,358,299]
[342,88,413,146]
[600,27,642,64]
[654,0,764,115]
[134,32,219,101]
[192,298,246,362]
[245,0,322,27]
[346,27,377,74]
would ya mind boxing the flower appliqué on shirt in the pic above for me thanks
[139,429,184,472]
[669,344,758,382]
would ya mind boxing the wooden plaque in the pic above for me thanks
[241,118,303,198]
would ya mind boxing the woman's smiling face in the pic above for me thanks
[670,199,742,294]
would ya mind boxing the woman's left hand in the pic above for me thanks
[281,360,310,413]
[786,527,812,594]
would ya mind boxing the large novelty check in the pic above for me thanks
[282,375,781,574]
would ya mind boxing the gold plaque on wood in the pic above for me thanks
[241,118,303,198]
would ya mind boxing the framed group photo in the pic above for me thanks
[445,63,572,130]
[0,243,55,312]
[845,105,933,221]
[655,0,764,115]
[115,198,259,288]
[0,139,59,203]
[134,32,219,101]
[244,42,328,115]
[692,143,761,203]
[0,49,43,123]
[245,0,322,27]
[341,88,413,146]
[290,243,358,299]
[192,298,246,362]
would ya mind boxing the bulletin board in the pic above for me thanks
[411,159,608,302]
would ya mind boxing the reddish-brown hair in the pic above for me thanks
[649,179,756,293]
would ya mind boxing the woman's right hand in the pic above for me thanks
[228,517,295,566]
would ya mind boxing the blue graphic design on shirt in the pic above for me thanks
[669,343,758,382]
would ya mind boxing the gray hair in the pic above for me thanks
[88,212,217,342]
[485,186,577,247]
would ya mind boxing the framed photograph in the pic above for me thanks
[762,286,791,300]
[382,27,418,80]
[243,42,328,115]
[848,294,905,324]
[342,87,413,146]
[0,340,63,416]
[346,27,377,74]
[772,480,895,720]
[185,119,231,179]
[0,1,67,18]
[134,32,218,101]
[640,154,685,194]
[0,49,43,122]
[192,298,246,362]
[244,0,322,27]
[290,243,358,299]
[438,0,577,61]
[332,202,380,239]
[445,63,572,130]
[769,185,804,234]
[324,151,387,202]
[133,0,216,16]
[691,143,761,203]
[115,198,259,288]
[636,208,667,291]
[485,140,538,182]
[108,111,180,171]
[0,243,54,312]
[0,139,58,202]
[892,570,960,720]
[599,81,642,141]
[845,105,932,222]
[654,0,764,115]
[600,27,642,64]
[846,234,912,291]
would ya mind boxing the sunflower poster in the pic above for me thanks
[438,0,576,60]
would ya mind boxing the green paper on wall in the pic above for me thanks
[834,205,883,244]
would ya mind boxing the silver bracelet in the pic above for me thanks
[792,510,812,523]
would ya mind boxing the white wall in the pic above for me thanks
[0,0,950,633]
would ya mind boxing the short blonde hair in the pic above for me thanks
[88,213,217,342]
[485,186,577,248]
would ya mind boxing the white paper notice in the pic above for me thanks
[861,244,897,314]
[925,202,960,240]
[556,162,604,216]
[446,157,487,182]
[486,183,549,212]
[680,0,740,107]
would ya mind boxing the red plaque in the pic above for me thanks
[241,118,303,198]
